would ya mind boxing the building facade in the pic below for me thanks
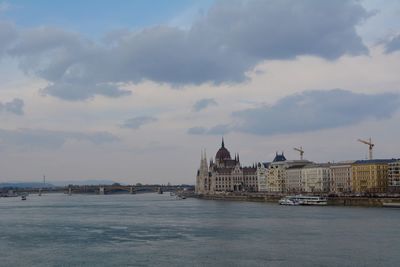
[351,160,394,193]
[266,153,312,193]
[330,162,354,193]
[195,140,398,195]
[286,166,304,193]
[195,139,257,194]
[257,162,270,192]
[301,164,331,193]
[266,153,287,193]
[388,160,400,193]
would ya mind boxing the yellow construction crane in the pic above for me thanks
[293,146,304,160]
[358,138,374,160]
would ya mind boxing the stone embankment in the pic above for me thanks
[328,197,400,207]
[193,193,400,207]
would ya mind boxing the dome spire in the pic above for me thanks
[215,137,231,162]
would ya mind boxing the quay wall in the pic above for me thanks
[328,197,400,207]
[194,193,400,207]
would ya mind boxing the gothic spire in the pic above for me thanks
[221,137,225,148]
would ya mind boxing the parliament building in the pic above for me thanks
[195,139,257,194]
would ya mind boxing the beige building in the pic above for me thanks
[351,159,394,193]
[266,153,287,193]
[266,153,312,193]
[286,166,305,193]
[302,164,331,193]
[330,162,354,193]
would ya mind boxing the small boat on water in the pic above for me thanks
[21,195,27,201]
[279,197,300,206]
[279,195,327,206]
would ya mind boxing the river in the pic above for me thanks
[0,193,399,266]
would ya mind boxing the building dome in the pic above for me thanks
[215,138,231,160]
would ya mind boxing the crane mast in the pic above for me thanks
[357,138,374,160]
[293,146,304,160]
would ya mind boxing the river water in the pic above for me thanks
[0,193,399,266]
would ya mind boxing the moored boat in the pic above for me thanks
[279,195,327,206]
[279,197,299,205]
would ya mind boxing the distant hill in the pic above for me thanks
[0,183,54,189]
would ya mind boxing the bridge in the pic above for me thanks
[1,184,194,195]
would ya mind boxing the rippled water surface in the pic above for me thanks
[1,193,400,266]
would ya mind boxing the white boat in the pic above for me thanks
[299,196,327,206]
[21,195,27,201]
[279,195,327,206]
[279,197,299,205]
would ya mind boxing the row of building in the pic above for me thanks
[195,139,400,195]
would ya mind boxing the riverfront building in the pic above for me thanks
[388,160,400,193]
[266,153,288,193]
[257,162,270,192]
[266,153,312,193]
[351,160,395,193]
[330,162,354,193]
[301,164,331,193]
[195,139,257,194]
[195,139,399,195]
[286,166,305,193]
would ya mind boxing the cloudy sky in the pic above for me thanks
[0,0,400,185]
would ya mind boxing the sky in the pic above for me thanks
[0,0,400,185]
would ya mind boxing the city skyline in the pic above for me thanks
[1,0,400,184]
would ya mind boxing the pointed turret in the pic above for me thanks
[221,137,225,148]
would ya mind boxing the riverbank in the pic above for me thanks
[193,193,400,207]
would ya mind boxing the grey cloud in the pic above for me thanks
[3,0,368,100]
[207,124,232,135]
[385,34,400,53]
[191,89,400,136]
[0,128,119,150]
[0,21,17,55]
[120,116,157,129]
[187,124,231,135]
[40,82,130,101]
[0,98,24,115]
[187,127,207,135]
[192,98,218,112]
